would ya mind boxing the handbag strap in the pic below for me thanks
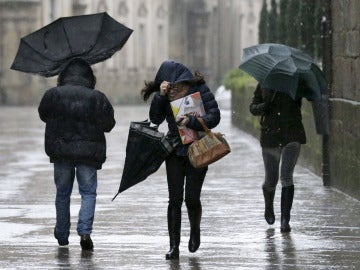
[196,117,211,133]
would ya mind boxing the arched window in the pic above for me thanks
[118,1,129,17]
[138,23,146,68]
[157,6,166,19]
[138,2,148,18]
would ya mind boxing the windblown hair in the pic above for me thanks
[140,70,206,101]
[189,70,206,86]
[140,81,161,102]
[57,58,96,89]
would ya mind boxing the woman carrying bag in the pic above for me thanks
[141,60,220,260]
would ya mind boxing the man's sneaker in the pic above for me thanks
[54,228,69,246]
[80,235,94,250]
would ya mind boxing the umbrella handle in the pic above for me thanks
[270,91,277,102]
[260,91,276,124]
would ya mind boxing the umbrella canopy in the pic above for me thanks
[112,120,175,200]
[11,12,133,77]
[239,43,327,100]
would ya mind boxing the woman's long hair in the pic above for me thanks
[140,81,160,102]
[140,70,205,101]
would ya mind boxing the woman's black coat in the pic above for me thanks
[38,75,115,169]
[249,84,306,148]
[149,84,220,156]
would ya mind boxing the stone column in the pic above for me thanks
[0,0,42,105]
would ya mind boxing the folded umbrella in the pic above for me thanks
[112,120,175,200]
[239,43,327,100]
[11,12,133,77]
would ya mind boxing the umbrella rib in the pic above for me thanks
[85,13,114,63]
[60,19,74,56]
[20,39,55,62]
[93,12,106,49]
[261,59,296,83]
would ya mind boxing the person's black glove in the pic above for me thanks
[261,102,272,114]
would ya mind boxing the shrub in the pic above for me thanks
[223,69,256,91]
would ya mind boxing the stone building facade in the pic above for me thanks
[82,0,170,103]
[0,0,262,105]
[0,0,169,104]
[168,0,262,91]
[0,0,43,104]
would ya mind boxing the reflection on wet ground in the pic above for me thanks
[0,106,359,269]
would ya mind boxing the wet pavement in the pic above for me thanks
[0,105,359,270]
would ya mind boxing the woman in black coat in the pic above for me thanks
[250,83,306,233]
[38,58,115,250]
[141,60,220,260]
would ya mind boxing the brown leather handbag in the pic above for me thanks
[188,118,231,168]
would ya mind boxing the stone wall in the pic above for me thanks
[94,66,157,105]
[0,1,44,105]
[330,0,360,200]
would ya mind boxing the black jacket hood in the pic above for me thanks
[57,58,96,89]
[154,60,194,85]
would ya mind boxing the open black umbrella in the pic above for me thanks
[112,120,175,201]
[11,12,133,77]
[239,43,327,100]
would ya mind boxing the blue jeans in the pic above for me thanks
[262,142,301,190]
[54,162,97,241]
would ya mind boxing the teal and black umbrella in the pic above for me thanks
[239,43,327,100]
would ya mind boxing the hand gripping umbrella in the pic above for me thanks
[11,12,133,77]
[112,120,176,201]
[239,43,327,101]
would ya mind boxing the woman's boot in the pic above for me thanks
[187,204,202,253]
[165,205,181,260]
[262,185,275,225]
[280,185,294,232]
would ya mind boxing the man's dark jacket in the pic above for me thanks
[38,73,115,169]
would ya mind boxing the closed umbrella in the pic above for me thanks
[112,120,176,200]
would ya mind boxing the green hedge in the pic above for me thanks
[223,69,256,91]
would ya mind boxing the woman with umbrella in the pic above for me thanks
[141,60,220,260]
[249,81,308,233]
[241,43,327,233]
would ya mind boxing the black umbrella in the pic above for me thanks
[112,120,175,200]
[11,12,133,77]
